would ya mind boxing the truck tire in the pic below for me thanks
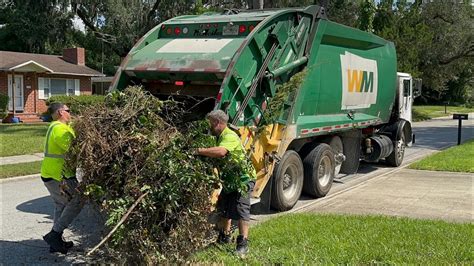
[340,131,361,174]
[303,144,335,198]
[386,133,406,167]
[271,150,304,211]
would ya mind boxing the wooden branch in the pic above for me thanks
[72,3,98,32]
[147,0,161,21]
[439,48,474,65]
[86,191,150,256]
[432,14,454,24]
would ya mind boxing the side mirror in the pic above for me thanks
[413,78,422,98]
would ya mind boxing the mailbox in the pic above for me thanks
[453,113,468,120]
[453,113,468,145]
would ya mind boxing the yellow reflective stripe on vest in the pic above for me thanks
[44,122,65,159]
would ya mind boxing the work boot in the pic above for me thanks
[216,231,232,244]
[59,232,74,249]
[235,235,249,257]
[43,230,68,254]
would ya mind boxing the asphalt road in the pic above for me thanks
[0,115,472,263]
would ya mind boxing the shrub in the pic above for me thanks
[0,93,9,119]
[46,95,105,114]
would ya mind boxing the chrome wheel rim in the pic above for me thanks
[282,164,298,199]
[318,155,332,187]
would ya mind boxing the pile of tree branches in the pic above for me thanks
[261,69,307,126]
[66,86,219,263]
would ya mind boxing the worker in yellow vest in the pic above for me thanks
[41,103,83,254]
[197,110,256,257]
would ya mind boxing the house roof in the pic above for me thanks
[0,50,104,77]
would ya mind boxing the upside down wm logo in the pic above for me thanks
[340,52,378,110]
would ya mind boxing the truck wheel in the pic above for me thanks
[271,150,304,211]
[303,144,335,198]
[386,134,406,167]
[322,136,343,176]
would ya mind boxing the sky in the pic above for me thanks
[72,15,86,32]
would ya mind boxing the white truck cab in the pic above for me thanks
[397,72,422,123]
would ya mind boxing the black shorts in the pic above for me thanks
[216,181,255,221]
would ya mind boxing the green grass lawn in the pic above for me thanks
[409,139,474,172]
[193,213,473,264]
[413,105,473,122]
[0,123,48,156]
[0,161,42,178]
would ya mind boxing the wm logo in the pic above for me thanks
[340,52,378,110]
[347,70,374,93]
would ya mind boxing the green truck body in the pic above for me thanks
[111,6,416,211]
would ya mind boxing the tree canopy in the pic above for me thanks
[0,0,472,103]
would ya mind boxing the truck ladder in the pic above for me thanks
[230,41,279,126]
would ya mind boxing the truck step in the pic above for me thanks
[250,197,261,205]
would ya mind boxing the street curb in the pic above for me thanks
[0,173,40,183]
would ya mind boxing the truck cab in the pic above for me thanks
[396,72,422,147]
[397,72,421,124]
[397,72,414,123]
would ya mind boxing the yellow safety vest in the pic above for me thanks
[40,121,76,181]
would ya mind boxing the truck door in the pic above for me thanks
[398,76,412,122]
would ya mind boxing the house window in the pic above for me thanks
[67,79,75,95]
[42,78,50,98]
[51,79,67,96]
[39,78,79,99]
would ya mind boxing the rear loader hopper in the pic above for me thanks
[111,5,414,211]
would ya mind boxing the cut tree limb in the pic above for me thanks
[87,191,150,256]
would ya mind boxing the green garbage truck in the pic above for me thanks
[110,5,421,211]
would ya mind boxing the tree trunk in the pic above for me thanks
[248,0,263,9]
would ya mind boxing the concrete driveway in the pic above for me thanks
[298,169,473,223]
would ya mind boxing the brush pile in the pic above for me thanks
[66,86,220,262]
[262,69,307,124]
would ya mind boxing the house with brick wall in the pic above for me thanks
[0,48,104,122]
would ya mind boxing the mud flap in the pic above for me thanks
[340,130,362,174]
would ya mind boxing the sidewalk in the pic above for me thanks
[0,153,43,166]
[300,169,473,223]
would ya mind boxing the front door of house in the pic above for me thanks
[8,74,24,112]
